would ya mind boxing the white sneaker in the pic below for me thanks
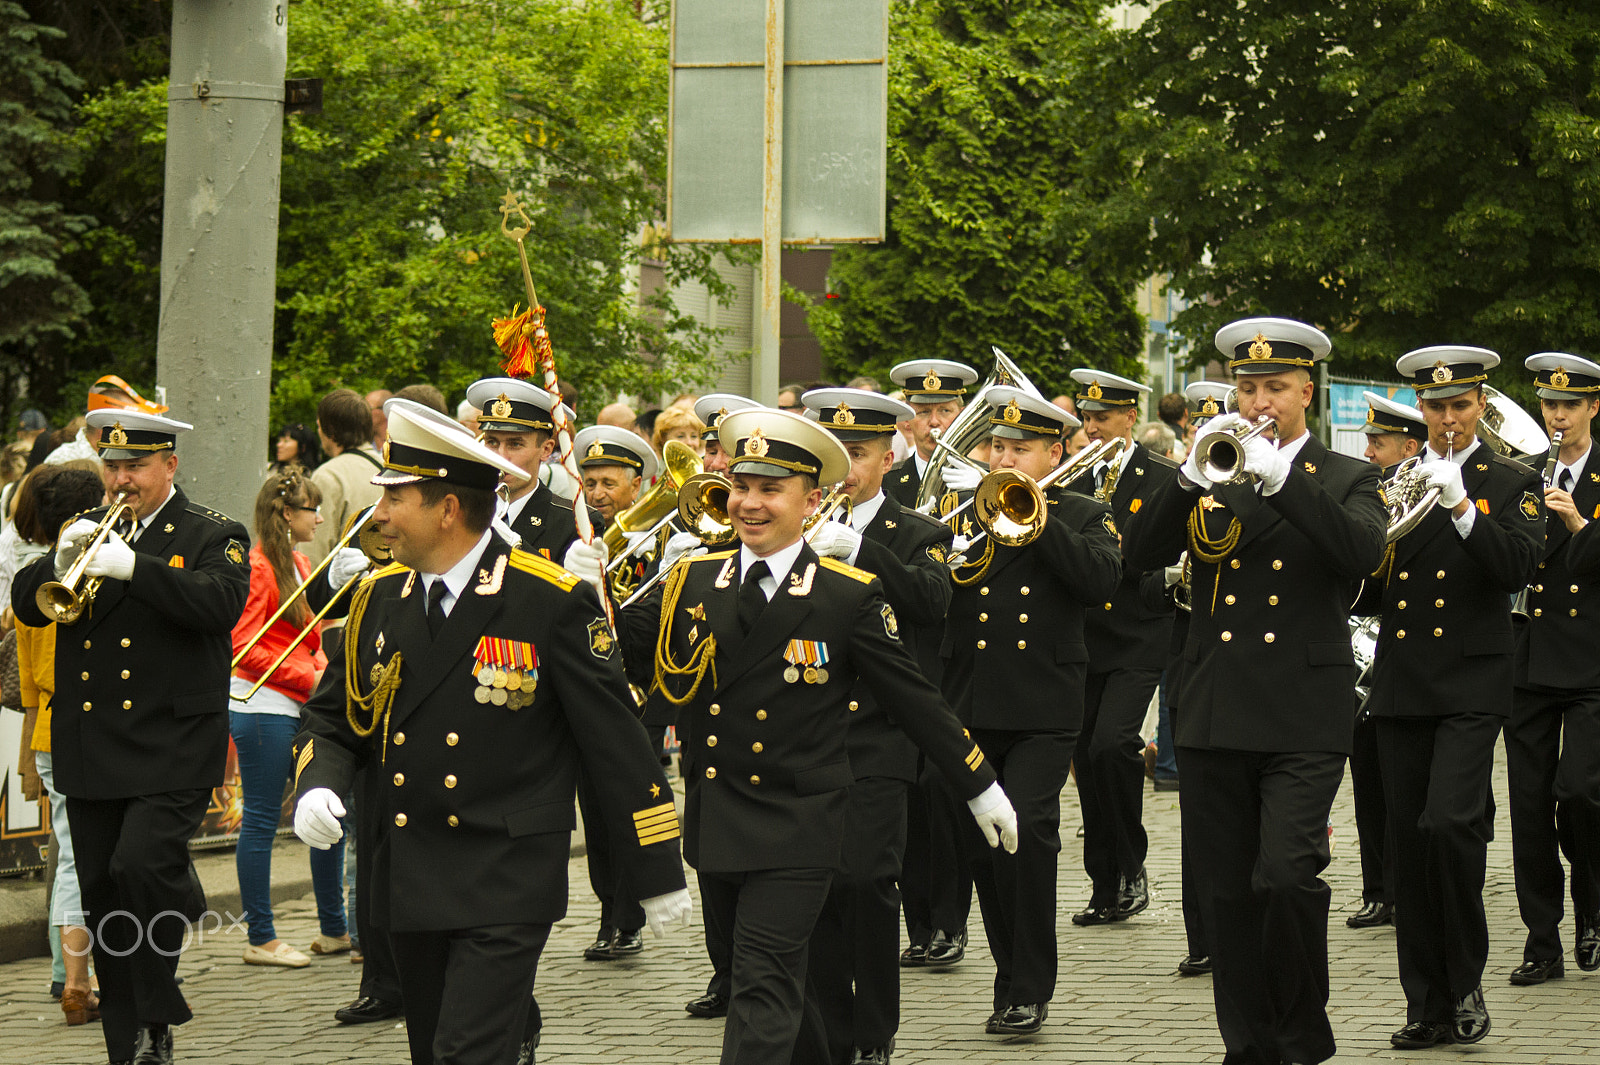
[243,942,311,968]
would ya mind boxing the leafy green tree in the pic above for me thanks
[0,0,93,416]
[808,0,1145,398]
[1075,0,1600,406]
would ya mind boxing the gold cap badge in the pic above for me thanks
[108,423,128,447]
[1086,381,1103,400]
[1431,361,1453,384]
[491,394,513,419]
[743,427,769,457]
[585,441,606,459]
[1551,367,1571,389]
[922,369,941,391]
[1248,333,1273,360]
[1002,399,1022,424]
[833,403,855,426]
[1200,397,1220,416]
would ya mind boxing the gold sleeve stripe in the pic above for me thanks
[965,747,985,771]
[633,801,677,824]
[639,824,681,846]
[294,739,315,788]
[635,812,678,832]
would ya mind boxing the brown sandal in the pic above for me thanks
[61,987,100,1026]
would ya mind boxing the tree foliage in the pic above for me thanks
[808,0,1145,398]
[1075,0,1600,405]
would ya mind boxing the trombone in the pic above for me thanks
[36,492,135,624]
[230,507,391,702]
[603,440,701,566]
[618,472,735,608]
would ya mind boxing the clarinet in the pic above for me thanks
[1511,430,1562,621]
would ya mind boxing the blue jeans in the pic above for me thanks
[230,711,346,945]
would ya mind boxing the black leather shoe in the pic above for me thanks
[132,1024,174,1065]
[989,1002,1047,1035]
[516,1032,540,1065]
[1070,903,1122,926]
[983,1010,1004,1034]
[684,992,728,1018]
[1390,1021,1453,1048]
[1176,954,1212,975]
[850,1042,893,1064]
[335,996,404,1024]
[925,928,966,966]
[1346,900,1394,928]
[1116,870,1150,919]
[609,930,644,957]
[583,928,618,961]
[1452,987,1490,1044]
[899,942,928,967]
[1577,912,1600,972]
[1509,957,1564,985]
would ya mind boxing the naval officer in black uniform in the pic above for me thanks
[13,408,252,1065]
[797,387,956,1065]
[1506,351,1600,984]
[465,376,596,559]
[940,387,1123,1036]
[1363,345,1543,1049]
[613,407,1015,1065]
[1343,391,1428,934]
[884,360,978,507]
[1061,367,1176,926]
[1123,317,1386,1065]
[696,393,761,476]
[292,403,689,1065]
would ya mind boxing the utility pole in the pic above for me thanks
[156,0,288,523]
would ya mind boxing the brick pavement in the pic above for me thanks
[2,747,1597,1064]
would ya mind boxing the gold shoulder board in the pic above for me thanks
[690,550,738,564]
[819,557,874,584]
[364,561,410,584]
[507,548,581,590]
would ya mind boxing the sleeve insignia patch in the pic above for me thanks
[588,618,615,659]
[1520,491,1540,520]
[881,603,900,640]
[1477,498,1492,515]
[1102,514,1119,537]
[225,540,245,565]
[926,543,947,563]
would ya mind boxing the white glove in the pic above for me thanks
[54,518,98,578]
[941,458,982,493]
[949,532,973,563]
[561,537,608,595]
[968,781,1020,854]
[327,547,369,589]
[81,528,136,581]
[1164,563,1185,588]
[641,887,694,937]
[661,530,707,570]
[1422,459,1468,509]
[1179,444,1214,490]
[294,788,346,850]
[1241,433,1290,494]
[622,528,654,552]
[807,522,862,562]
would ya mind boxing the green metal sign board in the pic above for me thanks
[668,0,888,243]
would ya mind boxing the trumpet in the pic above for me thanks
[1192,416,1275,484]
[230,507,391,702]
[36,492,135,624]
[617,472,735,609]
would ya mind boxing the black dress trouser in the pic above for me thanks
[1348,711,1393,905]
[389,922,550,1065]
[1075,667,1161,906]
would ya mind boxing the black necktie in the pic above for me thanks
[738,561,770,635]
[426,579,447,638]
[1560,469,1574,493]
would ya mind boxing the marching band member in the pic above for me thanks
[1505,352,1600,983]
[1123,318,1386,1065]
[292,402,689,1065]
[615,407,1015,1065]
[1365,346,1542,1048]
[941,387,1123,1035]
[885,360,978,506]
[694,393,761,476]
[798,387,956,1065]
[1061,367,1177,926]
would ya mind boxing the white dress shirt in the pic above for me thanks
[738,538,807,602]
[420,528,495,618]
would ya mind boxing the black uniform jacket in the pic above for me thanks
[293,539,685,932]
[619,543,996,874]
[846,494,956,782]
[1123,435,1386,754]
[508,482,600,561]
[885,454,925,508]
[1063,442,1178,671]
[1516,462,1600,691]
[13,488,250,800]
[940,486,1123,732]
[1364,445,1542,718]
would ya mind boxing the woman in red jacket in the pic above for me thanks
[230,468,349,967]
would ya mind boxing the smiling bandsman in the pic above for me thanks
[1362,344,1543,1050]
[617,406,1014,1065]
[292,400,689,1065]
[1505,351,1600,987]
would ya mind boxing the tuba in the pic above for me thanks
[914,346,1044,514]
[1477,385,1549,459]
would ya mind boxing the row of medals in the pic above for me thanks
[474,665,534,708]
[783,664,829,685]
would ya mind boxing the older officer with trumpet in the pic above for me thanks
[939,386,1123,1036]
[616,407,1015,1065]
[13,408,251,1065]
[1123,318,1386,1065]
[1363,345,1543,1049]
[1506,352,1600,985]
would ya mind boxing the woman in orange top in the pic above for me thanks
[229,469,348,967]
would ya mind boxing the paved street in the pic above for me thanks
[2,748,1596,1064]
